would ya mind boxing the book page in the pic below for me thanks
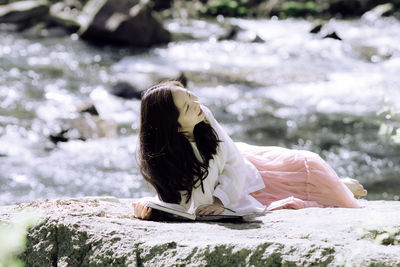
[148,198,187,212]
[138,197,240,216]
[220,209,237,216]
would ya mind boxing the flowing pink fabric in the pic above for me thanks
[237,143,360,211]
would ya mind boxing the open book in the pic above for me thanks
[145,200,243,222]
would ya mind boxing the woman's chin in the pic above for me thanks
[195,118,204,126]
[198,114,205,122]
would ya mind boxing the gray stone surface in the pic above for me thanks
[1,198,399,266]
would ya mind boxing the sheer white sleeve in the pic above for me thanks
[201,106,247,207]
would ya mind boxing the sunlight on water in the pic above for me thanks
[1,16,400,204]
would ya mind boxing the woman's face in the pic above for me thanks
[172,87,205,134]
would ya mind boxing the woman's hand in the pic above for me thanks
[195,197,224,215]
[196,204,224,215]
[132,202,152,220]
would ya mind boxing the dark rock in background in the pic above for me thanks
[48,103,117,144]
[323,31,342,41]
[218,24,264,43]
[361,3,395,21]
[78,0,171,47]
[0,0,172,46]
[151,0,173,11]
[310,23,323,34]
[327,0,364,17]
[309,21,343,41]
[169,0,400,19]
[0,0,399,44]
[0,0,49,23]
[218,24,242,41]
[48,1,81,32]
[49,129,75,143]
[111,81,142,99]
[77,103,99,115]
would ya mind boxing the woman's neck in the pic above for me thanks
[181,130,195,142]
[186,134,195,142]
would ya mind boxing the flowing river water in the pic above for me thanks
[1,17,400,205]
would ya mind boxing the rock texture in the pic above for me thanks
[0,0,49,23]
[1,198,399,266]
[78,0,170,46]
[0,0,171,47]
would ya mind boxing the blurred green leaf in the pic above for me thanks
[205,0,248,17]
[377,100,400,144]
[391,129,400,144]
[378,123,394,136]
[0,210,42,267]
[281,1,318,18]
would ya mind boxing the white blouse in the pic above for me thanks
[177,105,266,215]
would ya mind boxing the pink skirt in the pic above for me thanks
[237,143,360,211]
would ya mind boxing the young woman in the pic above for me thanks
[133,81,367,220]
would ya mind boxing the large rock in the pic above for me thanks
[0,0,49,23]
[77,0,170,47]
[48,1,82,33]
[151,0,173,11]
[361,3,395,21]
[1,198,400,266]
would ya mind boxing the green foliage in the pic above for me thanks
[204,0,248,17]
[361,226,400,245]
[377,102,400,145]
[0,210,41,267]
[280,1,318,18]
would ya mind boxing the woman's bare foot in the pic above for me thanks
[341,177,368,199]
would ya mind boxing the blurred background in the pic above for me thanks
[0,0,399,205]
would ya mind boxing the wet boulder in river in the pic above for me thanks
[0,0,49,24]
[309,20,342,41]
[78,0,171,47]
[218,24,241,41]
[48,1,82,33]
[352,44,393,63]
[218,24,264,43]
[77,102,100,116]
[323,31,342,41]
[111,82,142,100]
[310,22,324,34]
[361,3,394,22]
[49,103,117,144]
[151,0,173,11]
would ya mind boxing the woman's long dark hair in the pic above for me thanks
[138,81,220,204]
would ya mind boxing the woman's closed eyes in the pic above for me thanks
[186,91,198,113]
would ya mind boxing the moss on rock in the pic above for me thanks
[0,198,399,266]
